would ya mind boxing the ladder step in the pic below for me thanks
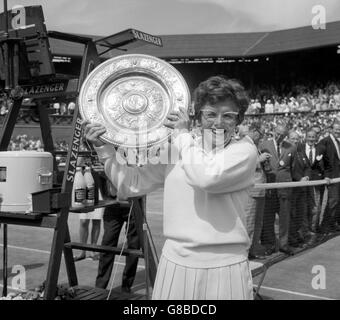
[69,199,130,213]
[64,242,144,258]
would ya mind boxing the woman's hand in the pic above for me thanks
[164,107,190,131]
[83,121,106,147]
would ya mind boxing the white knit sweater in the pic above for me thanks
[95,133,257,268]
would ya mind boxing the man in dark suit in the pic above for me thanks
[240,124,268,259]
[317,120,340,234]
[289,131,312,247]
[260,124,297,255]
[95,173,140,293]
[302,129,324,234]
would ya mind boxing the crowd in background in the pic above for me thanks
[2,82,340,117]
[243,111,339,141]
[0,98,76,116]
[237,118,340,260]
[51,101,76,115]
[8,135,44,151]
[3,82,340,263]
[7,135,87,153]
[3,80,340,163]
[246,81,340,114]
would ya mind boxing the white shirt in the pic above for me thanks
[305,144,316,163]
[265,103,274,114]
[273,138,282,157]
[95,133,257,268]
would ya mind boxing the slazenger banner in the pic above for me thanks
[131,29,163,47]
[20,79,78,97]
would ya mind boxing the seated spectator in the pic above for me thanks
[247,99,257,114]
[265,99,274,114]
[279,98,290,113]
[288,97,299,111]
[273,98,281,113]
[68,101,76,115]
[254,99,262,113]
[53,102,60,115]
[60,102,67,115]
[0,103,8,115]
[333,90,340,106]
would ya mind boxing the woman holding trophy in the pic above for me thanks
[84,75,257,300]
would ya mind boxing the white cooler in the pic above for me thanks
[0,151,53,212]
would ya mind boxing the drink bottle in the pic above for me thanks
[84,166,95,205]
[72,166,86,207]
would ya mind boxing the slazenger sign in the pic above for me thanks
[21,82,67,97]
[131,29,162,47]
[67,117,83,182]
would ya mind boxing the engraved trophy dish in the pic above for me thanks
[79,54,190,150]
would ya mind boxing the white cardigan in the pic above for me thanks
[95,132,258,268]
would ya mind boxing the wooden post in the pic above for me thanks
[43,108,82,299]
[2,224,7,296]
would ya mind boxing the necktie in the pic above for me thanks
[309,147,313,164]
[277,144,281,158]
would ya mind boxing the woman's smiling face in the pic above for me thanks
[199,99,239,150]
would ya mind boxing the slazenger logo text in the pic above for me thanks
[132,29,162,46]
[22,83,65,96]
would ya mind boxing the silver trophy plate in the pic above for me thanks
[79,54,190,148]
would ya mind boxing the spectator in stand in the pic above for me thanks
[334,90,340,107]
[320,95,329,111]
[288,97,299,112]
[279,98,290,113]
[60,102,67,115]
[35,139,44,152]
[0,102,8,115]
[247,99,257,114]
[67,102,75,115]
[311,124,322,142]
[316,120,340,235]
[329,98,337,110]
[288,131,311,248]
[302,129,324,237]
[260,123,297,256]
[254,99,262,113]
[273,98,280,113]
[298,97,311,112]
[53,102,60,115]
[265,99,274,114]
[313,96,322,111]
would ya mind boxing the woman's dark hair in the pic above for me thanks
[193,75,249,124]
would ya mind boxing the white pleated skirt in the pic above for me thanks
[152,255,253,300]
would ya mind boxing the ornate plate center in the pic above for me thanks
[122,92,148,114]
